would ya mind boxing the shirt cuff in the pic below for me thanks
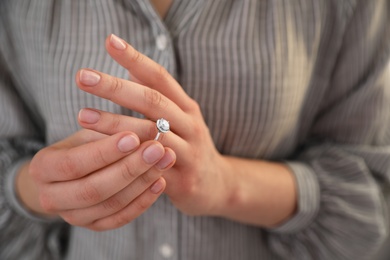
[270,162,320,233]
[4,158,59,222]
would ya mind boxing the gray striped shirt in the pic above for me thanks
[1,0,390,259]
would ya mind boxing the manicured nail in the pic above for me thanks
[78,109,100,124]
[79,69,101,86]
[156,149,176,170]
[110,34,126,50]
[117,135,140,153]
[150,179,164,194]
[143,143,164,164]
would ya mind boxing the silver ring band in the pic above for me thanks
[154,118,170,141]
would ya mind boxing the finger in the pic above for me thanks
[106,34,195,112]
[60,167,164,226]
[76,69,191,138]
[128,72,143,85]
[31,131,140,183]
[87,177,166,231]
[40,141,168,211]
[78,108,189,154]
[78,108,191,167]
[61,149,174,226]
[155,147,177,171]
[78,108,154,141]
[52,129,108,149]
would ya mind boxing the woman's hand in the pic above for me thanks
[76,34,232,216]
[19,129,176,231]
[76,34,297,227]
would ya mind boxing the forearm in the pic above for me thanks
[213,156,297,228]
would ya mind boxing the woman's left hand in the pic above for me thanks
[76,34,232,216]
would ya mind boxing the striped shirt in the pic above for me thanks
[1,0,390,259]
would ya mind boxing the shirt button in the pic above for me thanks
[159,243,174,258]
[156,34,168,50]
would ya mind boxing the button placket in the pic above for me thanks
[156,34,168,51]
[159,243,174,258]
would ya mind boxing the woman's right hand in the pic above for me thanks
[16,129,176,231]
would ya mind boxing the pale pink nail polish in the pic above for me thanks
[78,109,100,124]
[110,34,126,50]
[79,70,101,86]
[117,135,140,153]
[143,144,164,164]
[156,150,176,170]
[150,179,164,194]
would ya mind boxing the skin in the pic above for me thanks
[150,0,173,19]
[17,129,176,230]
[16,34,297,231]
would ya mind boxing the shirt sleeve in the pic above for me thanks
[0,21,68,260]
[267,1,390,259]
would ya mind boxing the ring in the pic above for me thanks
[154,118,170,141]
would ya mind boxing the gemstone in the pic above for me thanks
[156,118,170,133]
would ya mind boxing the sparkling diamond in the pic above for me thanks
[156,118,170,133]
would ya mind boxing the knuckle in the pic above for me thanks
[110,114,122,131]
[130,49,144,64]
[119,160,138,182]
[179,179,198,198]
[102,196,123,211]
[109,78,124,99]
[139,171,154,186]
[76,182,102,204]
[144,88,167,109]
[192,121,203,135]
[188,119,204,137]
[58,153,80,179]
[92,147,110,167]
[184,185,197,198]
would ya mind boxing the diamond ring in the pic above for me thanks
[154,118,170,141]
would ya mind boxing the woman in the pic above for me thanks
[1,0,389,259]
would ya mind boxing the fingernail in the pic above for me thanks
[156,149,176,170]
[110,34,126,50]
[78,109,100,124]
[117,135,140,153]
[150,179,164,194]
[143,143,164,164]
[79,69,101,86]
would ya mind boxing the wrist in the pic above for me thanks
[207,156,297,227]
[207,155,243,217]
